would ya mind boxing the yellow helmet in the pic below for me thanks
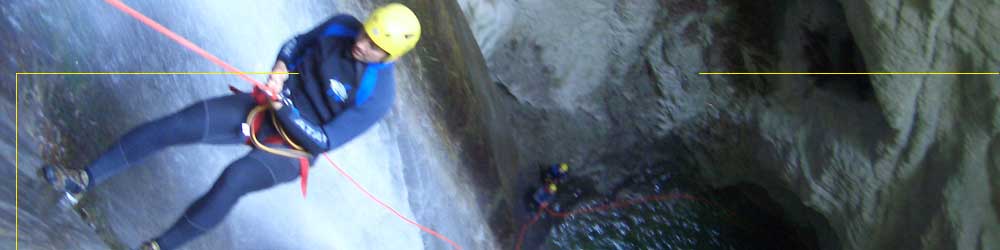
[364,3,421,61]
[548,184,558,193]
[559,163,569,173]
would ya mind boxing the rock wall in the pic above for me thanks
[832,0,1000,248]
[458,0,999,249]
[458,0,666,187]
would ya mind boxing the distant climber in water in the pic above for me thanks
[524,163,567,212]
[39,3,421,250]
[542,163,570,184]
[528,183,559,210]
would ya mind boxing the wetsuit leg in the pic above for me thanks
[85,94,257,185]
[154,148,305,250]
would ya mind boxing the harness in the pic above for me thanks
[230,86,313,197]
[226,61,386,197]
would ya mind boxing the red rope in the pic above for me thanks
[104,1,460,249]
[514,203,548,250]
[545,193,699,218]
[103,0,275,99]
[322,154,463,250]
[514,193,727,250]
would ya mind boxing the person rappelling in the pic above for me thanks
[542,163,569,184]
[39,3,421,249]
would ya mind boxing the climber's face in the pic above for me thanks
[353,32,389,63]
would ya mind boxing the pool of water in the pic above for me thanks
[541,164,818,250]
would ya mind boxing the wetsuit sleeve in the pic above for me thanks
[274,68,395,154]
[274,103,328,153]
[319,69,396,151]
[276,14,361,68]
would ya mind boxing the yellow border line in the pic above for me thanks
[699,72,999,75]
[17,72,297,75]
[14,73,18,250]
[13,71,297,249]
[10,70,995,249]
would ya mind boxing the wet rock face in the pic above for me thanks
[458,0,668,186]
[654,0,1000,248]
[461,0,998,249]
[834,0,1000,249]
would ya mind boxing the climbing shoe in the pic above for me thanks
[136,240,160,250]
[41,164,89,195]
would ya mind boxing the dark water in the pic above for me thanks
[547,197,734,250]
[542,165,817,250]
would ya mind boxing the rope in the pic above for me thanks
[322,154,463,250]
[104,1,461,249]
[514,203,548,250]
[514,192,732,250]
[103,0,275,99]
[246,106,310,159]
[545,193,700,218]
